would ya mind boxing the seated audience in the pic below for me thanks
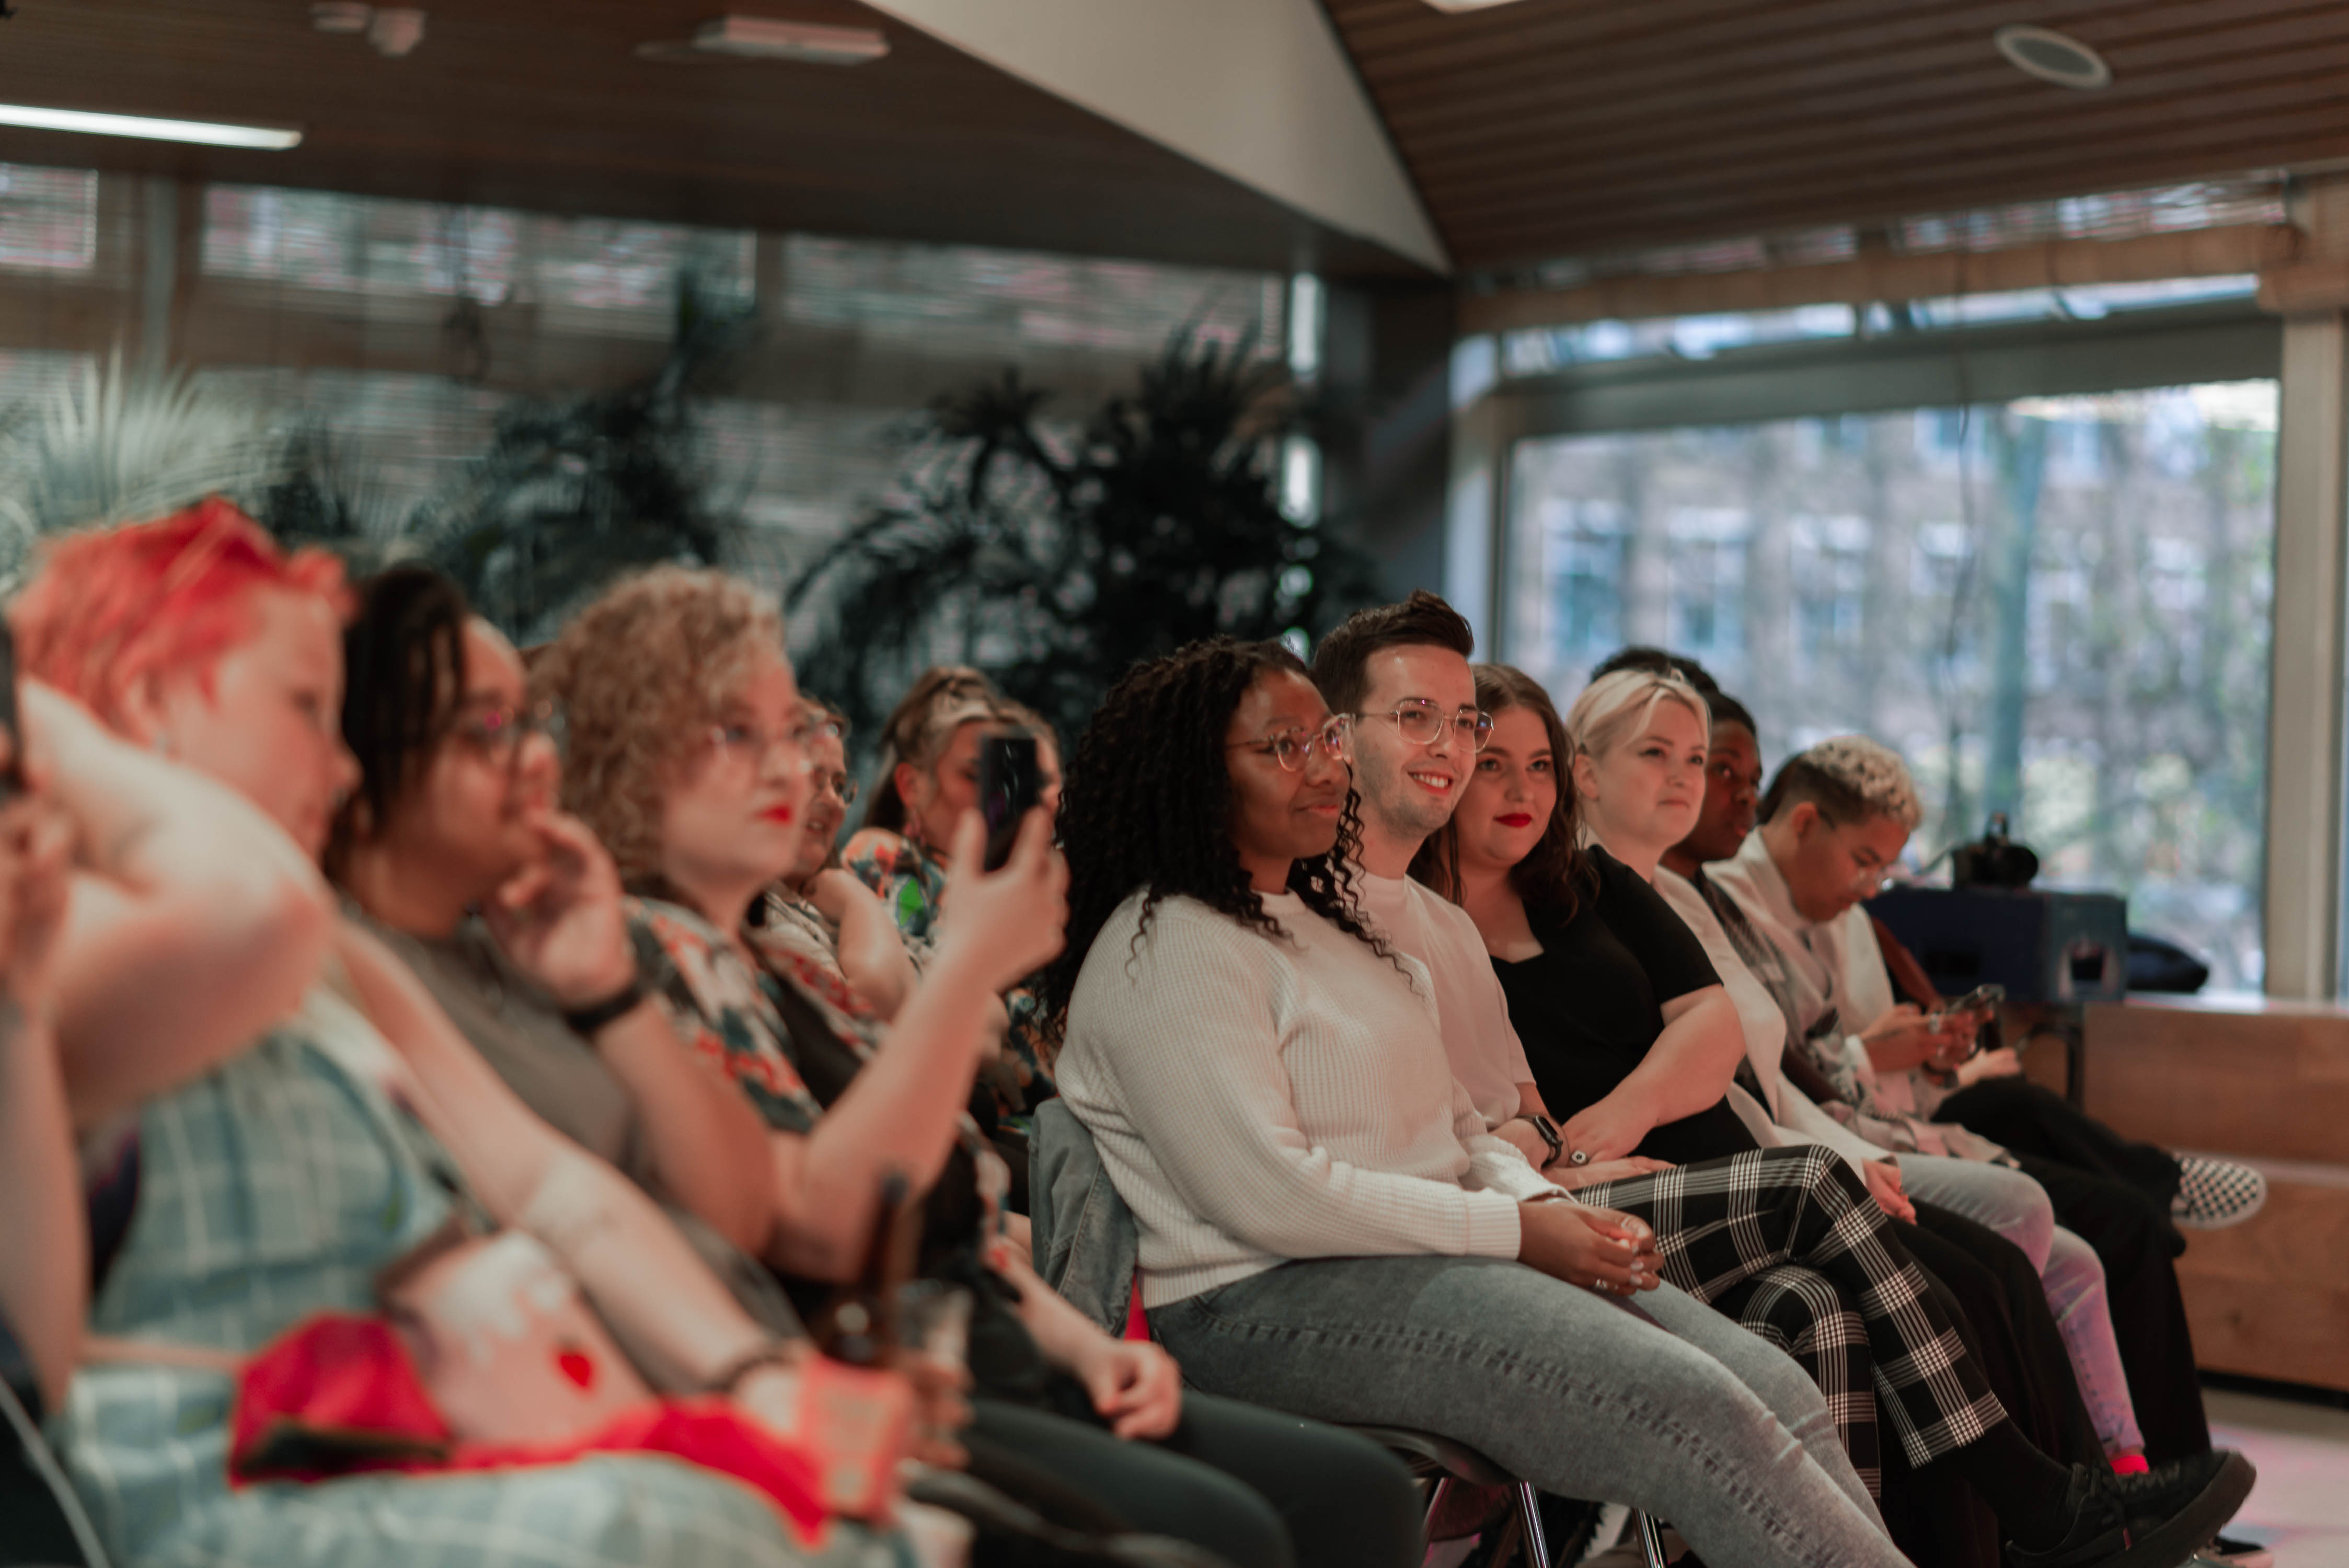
[1589,653,2166,1479]
[19,504,922,1568]
[1702,734,2227,1469]
[1042,633,1934,1568]
[332,566,777,1267]
[535,567,1419,1568]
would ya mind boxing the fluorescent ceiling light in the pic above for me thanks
[636,18,887,66]
[1420,0,1534,10]
[0,104,302,149]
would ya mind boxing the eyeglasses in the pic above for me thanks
[815,769,860,805]
[451,699,553,765]
[1352,699,1493,753]
[1227,714,1353,773]
[706,719,813,773]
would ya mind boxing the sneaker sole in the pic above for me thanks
[2115,1451,2256,1568]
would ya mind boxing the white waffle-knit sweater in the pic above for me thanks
[1055,888,1566,1308]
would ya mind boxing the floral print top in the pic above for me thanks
[628,897,825,1135]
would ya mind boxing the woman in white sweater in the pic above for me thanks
[1040,636,1918,1568]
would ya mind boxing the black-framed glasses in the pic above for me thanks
[1352,699,1493,753]
[451,699,553,764]
[816,769,860,805]
[1226,714,1353,773]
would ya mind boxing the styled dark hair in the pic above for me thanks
[861,665,1003,835]
[330,564,471,878]
[1411,661,1596,925]
[1309,589,1475,719]
[1039,636,1383,1025]
[1707,689,1757,737]
[1592,644,1721,697]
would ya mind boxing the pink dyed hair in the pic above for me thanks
[12,497,350,720]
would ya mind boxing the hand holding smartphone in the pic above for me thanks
[977,730,1042,872]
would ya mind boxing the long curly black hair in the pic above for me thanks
[1038,636,1385,1025]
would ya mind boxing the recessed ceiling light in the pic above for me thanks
[1993,24,2112,89]
[0,104,303,149]
[636,17,888,66]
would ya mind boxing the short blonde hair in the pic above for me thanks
[1563,668,1711,765]
[1775,735,1924,833]
[533,566,787,884]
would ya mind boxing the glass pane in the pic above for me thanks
[0,164,97,272]
[1504,382,2277,988]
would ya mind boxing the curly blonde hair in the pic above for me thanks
[533,566,787,885]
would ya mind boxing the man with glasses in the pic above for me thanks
[1304,592,1552,1158]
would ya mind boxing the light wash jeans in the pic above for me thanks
[1151,1256,1911,1568]
[1896,1154,2145,1455]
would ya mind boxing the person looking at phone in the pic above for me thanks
[536,568,1421,1568]
[844,671,1063,1110]
[1700,733,2244,1473]
[17,505,930,1568]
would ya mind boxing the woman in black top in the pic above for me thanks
[1490,841,1754,1165]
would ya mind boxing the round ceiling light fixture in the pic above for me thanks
[1993,24,2112,89]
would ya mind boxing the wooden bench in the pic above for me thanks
[2061,996,2349,1394]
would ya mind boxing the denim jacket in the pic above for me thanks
[1028,1099,1138,1338]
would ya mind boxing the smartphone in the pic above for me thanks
[1929,982,2006,1047]
[0,619,23,801]
[978,730,1041,872]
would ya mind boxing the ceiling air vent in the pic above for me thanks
[1992,25,2111,89]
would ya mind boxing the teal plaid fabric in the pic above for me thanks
[53,989,891,1568]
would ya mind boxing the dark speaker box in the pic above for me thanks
[1866,885,2128,1005]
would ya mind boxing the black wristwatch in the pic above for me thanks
[1517,1111,1564,1167]
[561,972,648,1036]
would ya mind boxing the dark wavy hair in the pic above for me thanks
[1411,661,1596,924]
[328,564,471,879]
[1038,636,1384,1025]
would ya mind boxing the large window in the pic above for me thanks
[1504,382,2277,988]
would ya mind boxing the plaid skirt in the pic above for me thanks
[1580,1143,2004,1493]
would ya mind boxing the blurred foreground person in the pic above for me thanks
[18,503,924,1568]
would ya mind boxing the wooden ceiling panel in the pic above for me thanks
[1322,0,2349,270]
[0,0,1432,279]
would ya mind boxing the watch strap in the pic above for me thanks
[561,973,648,1036]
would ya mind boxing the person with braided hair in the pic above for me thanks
[1042,635,1916,1568]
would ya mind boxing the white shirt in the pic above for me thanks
[1653,867,1890,1176]
[1055,889,1564,1307]
[1353,869,1534,1127]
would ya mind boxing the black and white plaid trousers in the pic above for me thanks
[1579,1143,2006,1496]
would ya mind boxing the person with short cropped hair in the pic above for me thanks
[1705,732,2254,1473]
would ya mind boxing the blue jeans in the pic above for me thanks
[1898,1155,2144,1454]
[1151,1256,1909,1568]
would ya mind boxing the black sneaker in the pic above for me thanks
[2111,1451,2256,1568]
[2006,1465,2133,1568]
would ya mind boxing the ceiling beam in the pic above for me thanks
[1461,221,2300,334]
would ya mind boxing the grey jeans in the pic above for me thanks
[1151,1256,1912,1568]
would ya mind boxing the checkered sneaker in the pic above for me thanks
[2172,1155,2269,1230]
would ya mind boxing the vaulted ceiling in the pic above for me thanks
[0,0,1424,278]
[1320,0,2349,273]
[5,2,2349,283]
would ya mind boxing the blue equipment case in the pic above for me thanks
[1865,885,2128,1006]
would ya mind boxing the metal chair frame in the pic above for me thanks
[1349,1425,1668,1568]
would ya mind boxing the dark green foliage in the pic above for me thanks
[408,276,755,642]
[789,327,1379,745]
